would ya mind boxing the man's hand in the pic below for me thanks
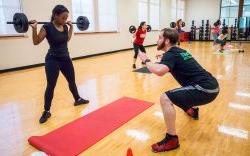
[138,51,149,63]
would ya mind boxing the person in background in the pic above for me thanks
[211,20,221,45]
[132,21,148,69]
[215,27,229,53]
[175,19,185,46]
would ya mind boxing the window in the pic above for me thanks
[149,0,160,30]
[220,0,250,26]
[243,0,250,17]
[138,0,160,30]
[98,0,118,32]
[0,0,22,35]
[72,0,118,32]
[171,0,176,22]
[171,0,185,22]
[221,0,239,7]
[243,5,250,16]
[245,0,250,5]
[177,0,185,21]
[138,0,149,23]
[72,0,95,32]
[220,0,239,26]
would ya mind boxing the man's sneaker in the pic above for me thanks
[186,107,199,120]
[39,111,51,124]
[74,98,89,106]
[133,64,136,69]
[151,133,180,153]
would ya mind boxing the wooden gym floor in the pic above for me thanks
[0,42,249,156]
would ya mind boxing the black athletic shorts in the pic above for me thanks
[166,84,219,111]
[215,39,226,46]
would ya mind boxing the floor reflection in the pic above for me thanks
[236,91,250,98]
[229,102,250,111]
[218,125,248,139]
[126,129,150,141]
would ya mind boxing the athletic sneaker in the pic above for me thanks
[74,97,89,106]
[151,133,180,153]
[186,107,199,120]
[141,62,146,65]
[39,111,51,124]
[133,64,136,69]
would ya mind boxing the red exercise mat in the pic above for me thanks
[28,97,153,156]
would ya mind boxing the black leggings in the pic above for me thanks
[44,54,80,111]
[133,43,146,59]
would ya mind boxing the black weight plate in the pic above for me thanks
[129,25,136,34]
[147,25,151,32]
[182,22,185,27]
[20,13,28,33]
[77,16,90,31]
[13,13,29,33]
[170,22,176,28]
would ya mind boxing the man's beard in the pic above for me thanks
[157,39,166,51]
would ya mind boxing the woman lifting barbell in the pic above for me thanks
[30,5,89,124]
[132,21,148,69]
[176,19,185,46]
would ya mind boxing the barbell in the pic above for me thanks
[170,22,185,28]
[129,25,152,34]
[7,13,90,33]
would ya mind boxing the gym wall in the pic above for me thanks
[184,0,221,32]
[0,0,172,71]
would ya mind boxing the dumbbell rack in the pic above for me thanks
[204,20,210,40]
[189,20,196,41]
[230,19,238,41]
[190,20,214,41]
[191,18,250,42]
[238,17,250,41]
[199,20,204,41]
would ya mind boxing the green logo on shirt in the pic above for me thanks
[180,51,192,60]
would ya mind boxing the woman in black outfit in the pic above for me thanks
[30,5,89,124]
